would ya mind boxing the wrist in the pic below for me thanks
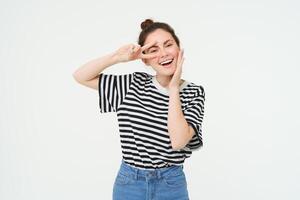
[169,87,180,94]
[110,51,122,64]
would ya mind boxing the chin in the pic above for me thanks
[154,64,176,75]
[160,69,176,76]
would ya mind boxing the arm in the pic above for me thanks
[72,42,158,90]
[72,52,120,90]
[167,88,195,151]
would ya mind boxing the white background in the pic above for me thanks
[1,0,299,199]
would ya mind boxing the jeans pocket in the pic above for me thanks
[163,171,187,188]
[114,172,132,185]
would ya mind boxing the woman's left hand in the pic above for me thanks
[168,49,185,90]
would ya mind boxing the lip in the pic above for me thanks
[160,59,174,68]
[159,58,174,66]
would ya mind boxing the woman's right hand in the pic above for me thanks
[113,41,158,63]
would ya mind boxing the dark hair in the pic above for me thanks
[138,18,180,48]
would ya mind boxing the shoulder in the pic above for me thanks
[184,81,205,97]
[132,71,152,81]
[133,71,152,77]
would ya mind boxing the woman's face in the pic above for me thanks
[142,28,180,76]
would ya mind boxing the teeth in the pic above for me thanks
[160,59,173,65]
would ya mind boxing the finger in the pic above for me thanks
[140,52,158,59]
[179,48,184,59]
[129,44,135,53]
[180,50,184,64]
[177,49,184,65]
[175,49,182,66]
[179,57,185,68]
[141,40,158,52]
[179,56,185,70]
[176,53,184,73]
[132,45,141,53]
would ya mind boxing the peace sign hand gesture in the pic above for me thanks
[114,41,158,63]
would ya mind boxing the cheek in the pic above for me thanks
[173,52,179,59]
[170,47,179,55]
[148,57,159,64]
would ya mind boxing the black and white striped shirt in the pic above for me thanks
[98,71,205,169]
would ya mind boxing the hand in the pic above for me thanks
[169,49,185,90]
[114,41,158,63]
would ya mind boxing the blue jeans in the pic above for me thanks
[113,160,190,200]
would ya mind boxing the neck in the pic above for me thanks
[155,75,184,89]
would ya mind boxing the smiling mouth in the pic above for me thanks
[159,59,174,67]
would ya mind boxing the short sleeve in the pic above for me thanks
[98,72,133,113]
[183,85,205,151]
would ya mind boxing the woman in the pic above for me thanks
[73,18,205,200]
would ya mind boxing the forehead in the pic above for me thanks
[144,29,174,46]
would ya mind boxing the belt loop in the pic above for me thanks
[134,167,138,180]
[157,169,162,179]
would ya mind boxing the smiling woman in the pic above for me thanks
[73,18,206,200]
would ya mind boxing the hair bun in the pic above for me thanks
[141,19,154,30]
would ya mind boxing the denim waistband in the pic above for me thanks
[118,160,184,180]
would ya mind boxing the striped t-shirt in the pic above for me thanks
[98,71,205,169]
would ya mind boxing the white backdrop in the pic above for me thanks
[1,0,299,199]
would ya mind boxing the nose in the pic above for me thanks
[159,48,167,57]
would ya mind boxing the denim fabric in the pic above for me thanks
[113,160,190,200]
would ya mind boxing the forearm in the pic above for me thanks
[72,52,120,82]
[167,88,192,150]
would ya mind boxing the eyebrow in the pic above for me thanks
[148,39,173,49]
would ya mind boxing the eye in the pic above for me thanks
[149,49,157,53]
[166,43,173,47]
